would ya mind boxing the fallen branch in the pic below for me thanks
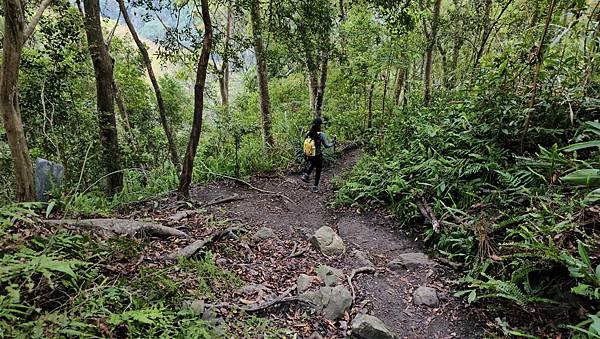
[240,285,315,312]
[170,227,245,259]
[435,257,464,270]
[416,196,440,233]
[199,194,244,208]
[347,266,377,304]
[45,219,188,238]
[288,242,310,258]
[198,161,294,203]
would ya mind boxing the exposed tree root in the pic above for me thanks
[170,226,246,259]
[347,266,377,304]
[45,218,188,237]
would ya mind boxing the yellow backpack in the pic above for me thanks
[303,132,320,157]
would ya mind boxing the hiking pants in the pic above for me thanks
[305,154,323,186]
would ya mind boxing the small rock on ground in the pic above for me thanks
[351,314,395,339]
[301,285,352,320]
[388,252,433,271]
[310,226,346,256]
[413,286,439,307]
[352,249,374,267]
[252,227,276,241]
[297,274,317,293]
[316,265,345,286]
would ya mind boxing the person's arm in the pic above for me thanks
[320,132,336,148]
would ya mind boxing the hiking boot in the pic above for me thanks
[310,185,319,193]
[301,173,309,183]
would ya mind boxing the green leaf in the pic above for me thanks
[45,202,56,218]
[561,169,600,186]
[562,140,600,152]
[468,290,477,303]
[584,188,600,204]
[596,264,600,280]
[578,242,591,268]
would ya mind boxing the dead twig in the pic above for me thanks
[199,194,245,208]
[288,242,310,258]
[198,161,294,203]
[347,266,377,304]
[240,285,315,312]
[416,196,440,233]
[169,227,246,259]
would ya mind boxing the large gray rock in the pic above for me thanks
[252,227,276,241]
[301,285,352,320]
[413,286,439,307]
[316,265,345,286]
[297,274,317,293]
[310,226,346,256]
[388,252,433,271]
[351,314,395,339]
[34,158,64,202]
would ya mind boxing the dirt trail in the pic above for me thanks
[189,149,483,338]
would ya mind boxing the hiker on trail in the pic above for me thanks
[301,117,336,193]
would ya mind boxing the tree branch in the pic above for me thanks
[23,0,53,42]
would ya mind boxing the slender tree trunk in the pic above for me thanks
[472,0,514,71]
[382,67,390,114]
[117,0,180,173]
[219,5,233,109]
[585,10,600,94]
[520,0,556,152]
[250,0,274,146]
[306,53,319,113]
[394,68,406,106]
[367,82,374,128]
[1,0,52,202]
[423,0,442,106]
[437,42,449,88]
[339,0,346,21]
[83,0,123,196]
[315,55,328,118]
[178,0,213,199]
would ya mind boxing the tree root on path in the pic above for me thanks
[202,285,316,314]
[198,161,294,203]
[45,218,188,238]
[347,266,377,304]
[198,194,245,208]
[169,226,246,259]
[416,195,440,233]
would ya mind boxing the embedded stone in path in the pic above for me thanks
[300,285,352,320]
[252,227,276,241]
[351,314,396,339]
[297,274,317,293]
[388,252,433,271]
[413,286,439,307]
[310,226,346,256]
[352,249,374,267]
[316,265,345,286]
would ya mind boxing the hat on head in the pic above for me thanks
[313,117,323,126]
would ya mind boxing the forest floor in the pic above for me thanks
[106,150,486,338]
[119,148,486,338]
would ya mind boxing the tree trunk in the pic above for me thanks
[250,0,274,146]
[394,67,407,107]
[437,42,449,88]
[178,0,213,199]
[315,55,328,118]
[117,0,180,173]
[423,0,442,107]
[83,0,123,196]
[306,53,319,113]
[219,5,233,109]
[382,67,390,115]
[367,82,374,129]
[1,0,52,202]
[472,0,514,72]
[520,0,556,152]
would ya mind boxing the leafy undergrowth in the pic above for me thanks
[336,104,600,336]
[0,204,287,338]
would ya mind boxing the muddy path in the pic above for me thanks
[186,149,484,338]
